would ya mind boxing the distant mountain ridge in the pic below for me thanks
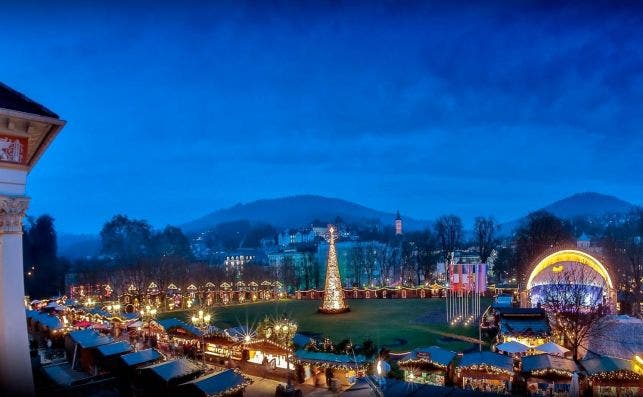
[499,192,636,234]
[57,192,638,258]
[181,194,430,233]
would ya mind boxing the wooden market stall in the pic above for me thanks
[455,351,514,394]
[582,355,642,397]
[138,358,203,396]
[398,346,457,386]
[293,350,370,388]
[178,369,252,397]
[521,353,580,397]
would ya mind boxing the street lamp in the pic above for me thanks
[191,309,211,366]
[140,305,157,338]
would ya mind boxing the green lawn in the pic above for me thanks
[159,299,490,353]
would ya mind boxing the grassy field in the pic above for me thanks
[159,299,490,353]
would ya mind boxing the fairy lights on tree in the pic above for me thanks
[318,225,350,314]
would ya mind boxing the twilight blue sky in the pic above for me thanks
[1,1,642,234]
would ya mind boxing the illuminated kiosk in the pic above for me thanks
[318,226,350,314]
[525,249,616,310]
[0,83,65,395]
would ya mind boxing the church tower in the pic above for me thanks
[395,210,403,235]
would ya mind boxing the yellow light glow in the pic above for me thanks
[552,265,564,273]
[526,249,613,289]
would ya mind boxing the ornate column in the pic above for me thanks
[0,196,31,396]
[0,84,66,396]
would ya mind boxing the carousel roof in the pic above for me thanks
[456,351,513,372]
[581,355,634,376]
[68,329,113,349]
[120,348,162,367]
[144,358,202,382]
[522,353,579,374]
[180,369,250,396]
[399,346,457,367]
[96,341,132,357]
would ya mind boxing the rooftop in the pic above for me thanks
[456,351,513,372]
[120,348,162,367]
[522,353,579,374]
[581,355,636,376]
[96,341,132,357]
[399,346,457,368]
[42,363,92,387]
[180,369,250,396]
[0,82,59,118]
[143,358,202,382]
[68,329,113,349]
[156,318,203,337]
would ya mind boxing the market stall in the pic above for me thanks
[522,353,580,397]
[582,355,641,397]
[293,350,369,387]
[455,351,514,394]
[398,346,456,386]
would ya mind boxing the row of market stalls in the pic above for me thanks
[296,284,450,300]
[145,316,372,387]
[397,346,642,396]
[116,280,285,311]
[39,328,252,396]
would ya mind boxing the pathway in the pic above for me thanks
[422,328,488,346]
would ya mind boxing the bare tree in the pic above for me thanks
[349,246,366,286]
[540,265,610,360]
[515,211,574,280]
[363,243,379,287]
[435,215,463,263]
[474,217,497,264]
[603,207,642,316]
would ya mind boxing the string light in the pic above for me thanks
[318,226,350,314]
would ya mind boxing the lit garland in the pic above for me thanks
[398,358,448,370]
[590,370,641,383]
[207,369,253,397]
[319,226,350,314]
[457,364,514,376]
[291,357,370,371]
[529,368,574,378]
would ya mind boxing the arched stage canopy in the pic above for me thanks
[526,249,613,290]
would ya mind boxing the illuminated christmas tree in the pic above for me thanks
[318,225,350,314]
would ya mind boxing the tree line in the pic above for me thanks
[24,208,642,316]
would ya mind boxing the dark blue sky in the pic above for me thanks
[2,1,642,234]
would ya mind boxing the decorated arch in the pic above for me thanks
[527,249,613,290]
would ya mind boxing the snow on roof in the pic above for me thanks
[180,369,250,396]
[120,348,162,367]
[68,329,113,349]
[399,346,457,367]
[96,341,132,357]
[144,359,202,382]
[457,351,513,372]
